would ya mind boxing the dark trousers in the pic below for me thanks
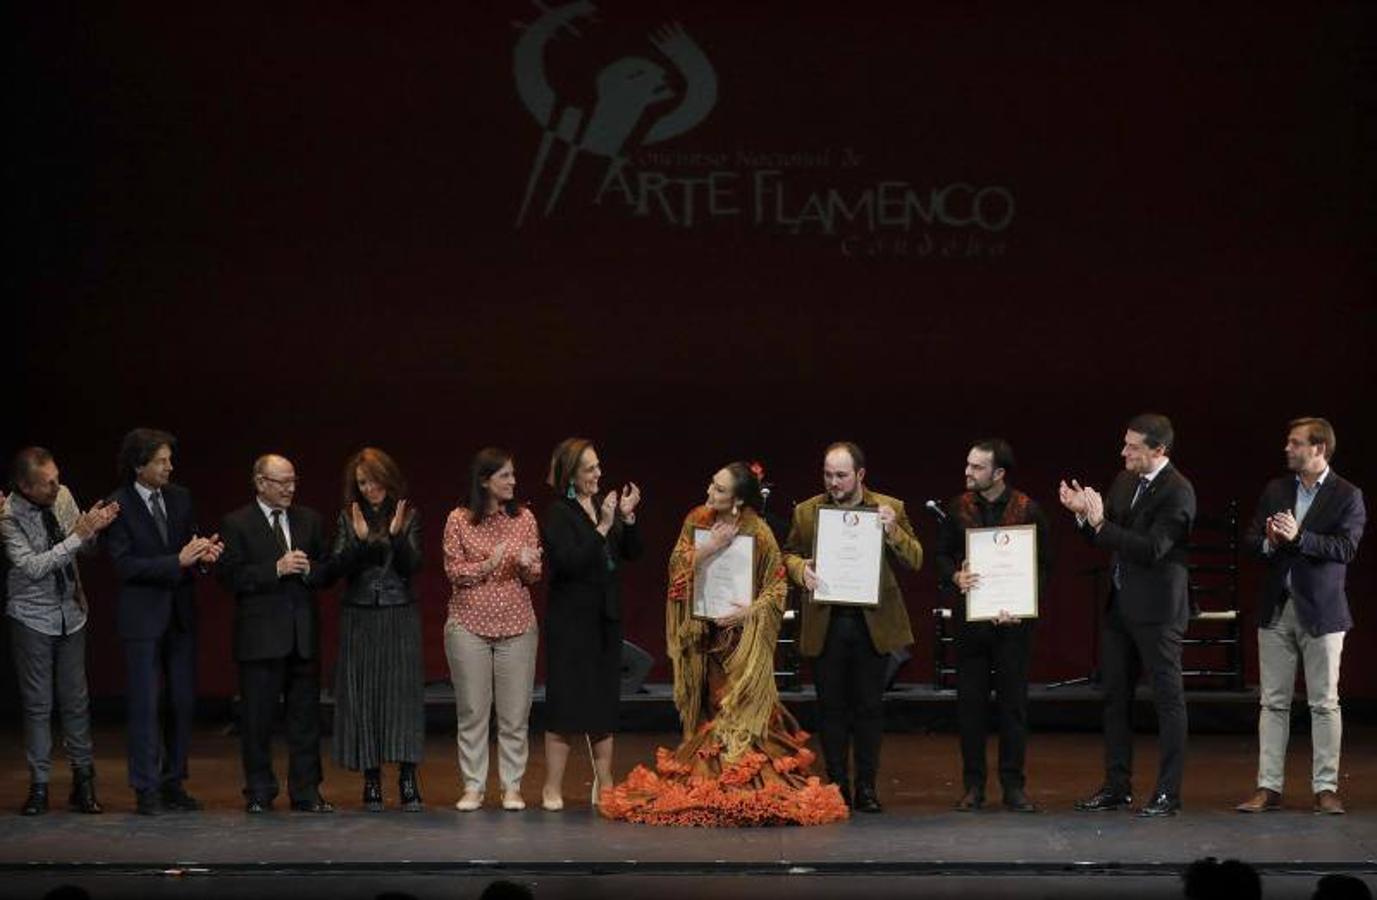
[123,622,196,793]
[10,618,94,783]
[238,651,322,804]
[956,620,1033,793]
[813,610,888,790]
[1101,601,1187,799]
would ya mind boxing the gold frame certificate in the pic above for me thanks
[964,524,1039,620]
[692,529,755,620]
[810,505,883,607]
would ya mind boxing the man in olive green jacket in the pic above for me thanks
[783,442,923,812]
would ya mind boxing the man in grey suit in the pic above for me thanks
[1235,417,1366,815]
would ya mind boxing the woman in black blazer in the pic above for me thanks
[329,447,425,812]
[539,438,642,810]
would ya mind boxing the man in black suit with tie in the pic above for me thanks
[106,429,224,815]
[1059,413,1196,817]
[1235,417,1365,816]
[217,453,333,813]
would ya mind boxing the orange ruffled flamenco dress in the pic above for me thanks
[599,506,849,827]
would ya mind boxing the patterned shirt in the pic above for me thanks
[443,505,541,638]
[1,486,90,636]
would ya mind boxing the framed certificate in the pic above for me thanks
[964,524,1038,620]
[810,505,884,607]
[692,529,755,621]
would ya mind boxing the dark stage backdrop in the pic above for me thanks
[9,2,1375,701]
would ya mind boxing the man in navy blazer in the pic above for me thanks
[217,453,333,814]
[105,429,223,815]
[1235,418,1366,816]
[1060,413,1196,818]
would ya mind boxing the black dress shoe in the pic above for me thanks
[834,782,852,809]
[398,763,423,813]
[1137,793,1180,817]
[69,766,103,814]
[1074,787,1133,812]
[853,785,883,813]
[135,790,165,816]
[244,797,272,814]
[161,786,203,812]
[290,796,336,814]
[20,783,48,816]
[955,788,985,811]
[1002,788,1039,813]
[363,770,384,813]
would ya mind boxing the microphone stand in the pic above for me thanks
[1046,565,1105,690]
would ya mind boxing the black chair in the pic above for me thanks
[931,607,957,691]
[1183,500,1244,690]
[774,593,803,692]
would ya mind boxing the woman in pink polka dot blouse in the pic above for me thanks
[442,447,543,811]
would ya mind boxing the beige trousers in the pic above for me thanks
[444,621,538,793]
[1257,600,1345,794]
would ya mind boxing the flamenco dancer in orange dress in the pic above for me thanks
[600,462,849,827]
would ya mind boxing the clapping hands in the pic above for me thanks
[179,533,224,568]
[1058,479,1105,528]
[276,549,311,577]
[389,499,411,536]
[618,483,641,521]
[1267,510,1299,544]
[73,500,120,540]
[596,491,618,536]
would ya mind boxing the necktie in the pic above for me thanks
[39,507,77,596]
[149,491,169,545]
[1113,478,1151,590]
[271,509,289,553]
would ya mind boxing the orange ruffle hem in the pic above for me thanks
[599,713,849,827]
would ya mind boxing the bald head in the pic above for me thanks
[253,454,297,509]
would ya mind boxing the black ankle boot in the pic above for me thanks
[69,766,103,814]
[20,783,48,816]
[398,763,422,812]
[363,768,383,812]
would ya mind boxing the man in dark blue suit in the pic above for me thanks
[1235,417,1366,816]
[105,429,223,815]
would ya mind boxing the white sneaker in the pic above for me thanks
[455,789,483,812]
[541,789,564,812]
[501,789,526,811]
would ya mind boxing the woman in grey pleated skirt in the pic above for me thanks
[330,448,426,811]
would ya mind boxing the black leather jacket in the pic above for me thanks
[330,501,422,607]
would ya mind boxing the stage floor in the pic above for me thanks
[1,726,1373,898]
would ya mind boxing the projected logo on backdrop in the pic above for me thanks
[514,1,716,226]
[512,1,1014,260]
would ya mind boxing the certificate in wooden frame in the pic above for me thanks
[691,528,755,621]
[809,504,883,607]
[963,523,1039,621]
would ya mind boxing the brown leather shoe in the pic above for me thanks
[954,787,985,812]
[1235,788,1281,813]
[1314,790,1345,815]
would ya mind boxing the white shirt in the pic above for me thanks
[133,481,161,519]
[1139,456,1170,486]
[256,498,292,550]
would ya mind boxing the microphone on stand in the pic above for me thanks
[923,499,948,521]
